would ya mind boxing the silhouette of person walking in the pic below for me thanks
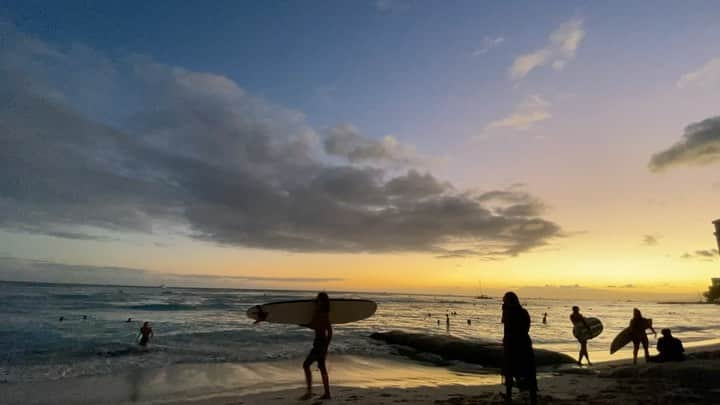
[629,308,656,364]
[570,306,591,365]
[501,292,537,405]
[301,292,332,400]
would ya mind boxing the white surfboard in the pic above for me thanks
[246,298,377,325]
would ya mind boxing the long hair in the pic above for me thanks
[502,291,520,324]
[317,292,330,313]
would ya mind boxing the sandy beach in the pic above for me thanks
[200,347,720,404]
[4,344,719,404]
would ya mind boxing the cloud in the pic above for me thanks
[485,95,551,131]
[642,234,661,246]
[0,257,343,287]
[323,124,428,167]
[681,250,718,261]
[677,57,720,89]
[472,36,504,56]
[649,116,720,171]
[509,18,585,80]
[0,23,563,259]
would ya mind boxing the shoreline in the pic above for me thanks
[197,344,720,404]
[5,342,720,404]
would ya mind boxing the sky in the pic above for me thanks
[1,1,719,299]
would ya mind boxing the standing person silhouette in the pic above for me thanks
[629,308,656,365]
[501,292,537,405]
[542,312,547,325]
[138,322,153,347]
[570,306,591,365]
[446,313,450,332]
[300,292,332,400]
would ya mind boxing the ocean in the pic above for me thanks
[2,281,719,388]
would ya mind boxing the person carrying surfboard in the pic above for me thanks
[570,306,592,366]
[300,292,332,400]
[501,292,537,405]
[137,321,153,347]
[629,308,656,364]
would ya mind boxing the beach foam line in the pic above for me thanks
[1,355,500,405]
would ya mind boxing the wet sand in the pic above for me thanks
[192,346,720,405]
[4,346,719,404]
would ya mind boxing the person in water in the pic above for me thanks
[651,329,685,362]
[501,292,537,405]
[138,322,154,346]
[301,292,332,400]
[542,312,547,325]
[570,306,592,365]
[629,308,656,364]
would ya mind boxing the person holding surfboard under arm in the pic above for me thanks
[570,306,592,365]
[629,308,656,364]
[300,292,332,400]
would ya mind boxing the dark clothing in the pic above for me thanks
[502,305,537,391]
[305,336,329,369]
[570,313,588,342]
[139,326,152,346]
[656,336,684,362]
[629,317,651,345]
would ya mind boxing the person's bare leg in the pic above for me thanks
[643,340,650,363]
[504,380,512,404]
[300,359,313,400]
[319,363,331,399]
[632,342,639,365]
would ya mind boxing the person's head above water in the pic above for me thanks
[572,306,579,313]
[633,308,642,318]
[502,291,520,307]
[316,292,330,313]
[143,321,150,327]
[661,328,672,338]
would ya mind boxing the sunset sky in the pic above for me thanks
[1,1,719,299]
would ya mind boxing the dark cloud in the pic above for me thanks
[324,124,427,167]
[0,23,562,259]
[681,250,718,261]
[649,116,720,171]
[642,234,661,246]
[0,257,343,287]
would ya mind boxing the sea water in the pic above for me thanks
[1,281,719,386]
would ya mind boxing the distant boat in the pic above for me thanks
[475,281,492,299]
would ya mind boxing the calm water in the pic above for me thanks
[2,281,719,384]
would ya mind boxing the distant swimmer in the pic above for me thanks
[467,319,472,326]
[445,314,450,332]
[542,312,547,325]
[501,292,537,405]
[59,316,64,322]
[82,315,87,320]
[570,306,591,366]
[629,308,656,365]
[650,328,684,362]
[137,322,154,346]
[437,319,440,327]
[300,292,332,400]
[126,317,132,323]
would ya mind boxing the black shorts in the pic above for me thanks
[304,342,328,368]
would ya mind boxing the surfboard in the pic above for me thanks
[572,317,603,341]
[246,298,377,325]
[610,318,652,354]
